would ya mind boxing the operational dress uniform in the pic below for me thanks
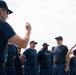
[37,43,53,75]
[53,45,68,75]
[5,44,17,75]
[14,53,23,75]
[70,49,76,75]
[0,1,15,75]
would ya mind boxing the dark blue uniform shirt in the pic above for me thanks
[23,48,37,66]
[37,48,53,69]
[14,54,22,68]
[70,57,76,68]
[6,44,17,66]
[0,19,16,67]
[54,45,68,64]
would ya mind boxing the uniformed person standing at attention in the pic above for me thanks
[51,46,55,75]
[52,46,54,53]
[53,36,70,75]
[14,47,23,75]
[5,42,17,75]
[20,41,38,75]
[68,44,76,75]
[0,0,31,75]
[37,43,53,75]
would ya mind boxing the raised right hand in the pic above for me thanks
[26,22,32,32]
[72,44,76,49]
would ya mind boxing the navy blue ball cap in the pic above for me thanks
[43,43,49,46]
[30,41,38,44]
[0,0,13,14]
[73,49,76,55]
[55,36,63,40]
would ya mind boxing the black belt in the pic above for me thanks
[54,62,65,64]
[15,66,22,69]
[26,63,37,66]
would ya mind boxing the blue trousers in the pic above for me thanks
[40,65,53,75]
[53,64,67,75]
[67,71,70,75]
[15,68,23,75]
[5,66,15,75]
[0,67,6,75]
[70,67,76,75]
[24,65,38,75]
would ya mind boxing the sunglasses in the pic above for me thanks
[56,39,61,41]
[3,8,9,15]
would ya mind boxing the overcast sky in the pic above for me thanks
[5,0,76,52]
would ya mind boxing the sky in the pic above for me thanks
[5,0,76,53]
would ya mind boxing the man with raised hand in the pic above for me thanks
[0,0,31,75]
[68,44,76,75]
